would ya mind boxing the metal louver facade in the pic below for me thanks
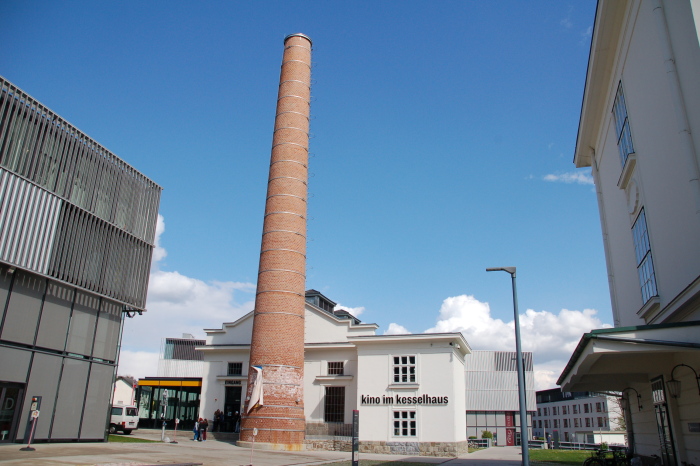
[0,77,161,309]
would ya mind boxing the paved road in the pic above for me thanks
[0,429,526,466]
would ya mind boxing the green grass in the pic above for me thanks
[529,449,593,465]
[108,434,159,443]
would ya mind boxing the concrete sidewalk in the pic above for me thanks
[0,429,525,466]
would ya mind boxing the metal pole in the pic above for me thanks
[510,271,530,465]
[487,267,529,466]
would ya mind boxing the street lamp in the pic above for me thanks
[486,267,529,465]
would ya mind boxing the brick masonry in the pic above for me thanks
[240,33,312,448]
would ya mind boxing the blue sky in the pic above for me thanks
[1,1,608,388]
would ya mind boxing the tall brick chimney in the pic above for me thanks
[240,33,312,449]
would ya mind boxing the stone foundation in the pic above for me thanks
[304,437,353,452]
[359,440,469,457]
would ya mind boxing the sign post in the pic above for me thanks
[20,396,42,452]
[160,389,169,442]
[172,418,179,444]
[352,410,359,466]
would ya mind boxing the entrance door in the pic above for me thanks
[224,386,242,432]
[651,377,677,466]
[0,383,24,443]
[506,428,515,446]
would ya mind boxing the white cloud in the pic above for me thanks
[117,215,256,377]
[117,350,160,380]
[544,171,594,185]
[151,214,167,265]
[334,303,365,317]
[423,294,611,390]
[384,323,411,335]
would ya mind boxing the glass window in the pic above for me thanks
[228,362,243,376]
[324,386,345,423]
[393,411,416,437]
[328,361,344,375]
[111,407,123,416]
[612,82,635,166]
[393,356,416,383]
[633,209,658,304]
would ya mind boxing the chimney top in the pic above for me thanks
[284,33,312,45]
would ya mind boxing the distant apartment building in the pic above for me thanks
[532,389,623,444]
[0,77,161,443]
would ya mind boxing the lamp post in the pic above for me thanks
[487,267,529,466]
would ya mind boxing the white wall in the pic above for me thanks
[355,341,465,443]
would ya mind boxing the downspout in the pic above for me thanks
[590,148,621,326]
[651,0,700,218]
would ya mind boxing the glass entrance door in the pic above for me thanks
[0,383,24,443]
[651,377,677,466]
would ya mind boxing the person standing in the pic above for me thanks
[200,418,208,441]
[233,411,241,433]
[193,419,199,441]
[213,409,220,432]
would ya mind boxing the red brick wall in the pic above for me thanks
[240,33,312,446]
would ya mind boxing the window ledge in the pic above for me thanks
[636,296,661,323]
[617,153,636,189]
[315,375,354,386]
[216,375,246,380]
[388,383,419,390]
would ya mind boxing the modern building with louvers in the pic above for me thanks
[0,77,161,443]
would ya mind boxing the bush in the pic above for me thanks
[481,430,493,439]
[468,436,477,439]
[600,442,609,450]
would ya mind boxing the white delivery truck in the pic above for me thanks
[109,405,139,434]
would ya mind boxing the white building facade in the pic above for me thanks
[200,290,534,455]
[559,1,700,465]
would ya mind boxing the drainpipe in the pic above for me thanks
[651,0,700,218]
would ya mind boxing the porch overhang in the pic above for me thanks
[557,322,700,392]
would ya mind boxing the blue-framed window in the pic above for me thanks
[612,82,635,166]
[632,208,657,304]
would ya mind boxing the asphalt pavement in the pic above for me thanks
[0,429,526,466]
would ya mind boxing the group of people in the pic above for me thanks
[212,409,241,433]
[192,418,208,441]
[192,410,244,441]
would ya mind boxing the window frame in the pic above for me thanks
[324,386,345,423]
[392,355,416,384]
[328,361,344,375]
[227,362,243,376]
[392,410,417,437]
[633,208,658,304]
[612,81,635,166]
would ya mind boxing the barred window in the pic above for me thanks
[328,361,344,375]
[393,411,416,437]
[633,209,658,304]
[227,362,242,376]
[324,386,345,423]
[612,82,635,166]
[393,356,416,383]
